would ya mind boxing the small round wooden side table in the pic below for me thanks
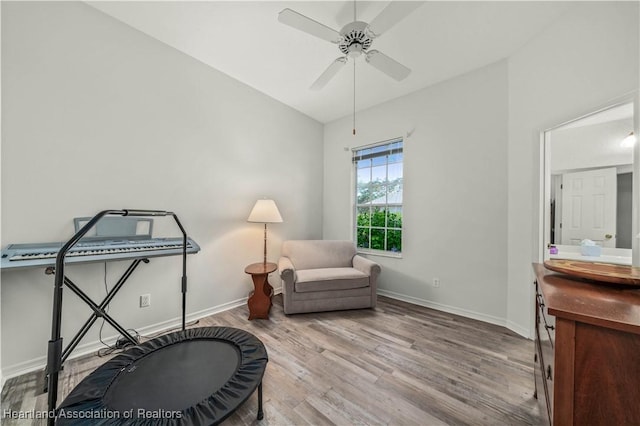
[244,262,277,320]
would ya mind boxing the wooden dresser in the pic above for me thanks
[532,263,640,425]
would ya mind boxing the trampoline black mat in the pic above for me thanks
[56,326,268,425]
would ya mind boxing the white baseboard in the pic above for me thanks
[505,319,531,339]
[1,291,280,381]
[377,289,518,332]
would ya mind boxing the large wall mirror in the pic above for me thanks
[543,100,637,265]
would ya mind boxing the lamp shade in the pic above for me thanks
[247,199,283,223]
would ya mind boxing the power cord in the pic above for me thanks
[98,330,141,357]
[97,263,141,357]
[115,329,141,348]
[95,262,199,356]
[97,262,115,354]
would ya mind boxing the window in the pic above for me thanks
[353,139,403,254]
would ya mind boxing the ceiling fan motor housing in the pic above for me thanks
[339,21,372,57]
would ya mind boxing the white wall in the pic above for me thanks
[507,1,639,335]
[323,60,509,326]
[1,2,323,377]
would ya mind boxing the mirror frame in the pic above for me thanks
[539,92,640,266]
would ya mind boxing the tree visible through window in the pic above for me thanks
[353,139,403,253]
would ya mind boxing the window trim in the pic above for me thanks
[352,137,404,255]
[356,248,403,259]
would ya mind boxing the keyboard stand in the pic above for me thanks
[42,258,149,388]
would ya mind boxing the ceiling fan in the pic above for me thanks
[278,1,424,90]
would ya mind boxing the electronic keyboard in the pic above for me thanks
[0,237,200,270]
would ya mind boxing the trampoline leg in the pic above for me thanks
[257,382,264,420]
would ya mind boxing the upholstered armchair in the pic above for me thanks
[278,240,381,314]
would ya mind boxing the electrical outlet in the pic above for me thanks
[140,294,151,308]
[433,278,440,288]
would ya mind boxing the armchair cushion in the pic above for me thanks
[281,240,355,270]
[295,268,369,293]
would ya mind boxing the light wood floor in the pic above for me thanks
[1,295,543,425]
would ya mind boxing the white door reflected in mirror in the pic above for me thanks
[560,167,617,247]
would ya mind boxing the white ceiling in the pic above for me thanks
[88,1,573,123]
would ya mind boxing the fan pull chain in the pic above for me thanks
[353,60,356,135]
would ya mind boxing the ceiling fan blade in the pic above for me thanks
[278,8,342,43]
[365,50,411,81]
[367,1,425,37]
[310,57,347,90]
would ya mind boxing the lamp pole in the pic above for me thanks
[263,223,268,265]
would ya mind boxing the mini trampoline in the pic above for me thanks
[57,326,268,425]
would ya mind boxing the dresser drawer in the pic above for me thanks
[537,289,555,400]
[534,337,551,425]
[536,286,555,344]
[534,279,555,424]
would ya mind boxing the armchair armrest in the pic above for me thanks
[353,255,381,279]
[278,256,296,283]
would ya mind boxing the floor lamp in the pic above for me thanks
[247,199,283,264]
